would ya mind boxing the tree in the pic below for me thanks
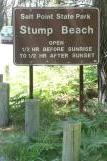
[0,0,5,29]
[93,0,107,103]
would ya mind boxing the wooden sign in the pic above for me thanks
[13,7,100,65]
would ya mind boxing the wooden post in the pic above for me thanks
[0,83,9,127]
[79,65,84,112]
[62,121,81,161]
[25,99,39,138]
[29,65,33,99]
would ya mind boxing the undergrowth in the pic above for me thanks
[0,66,105,161]
[0,96,107,161]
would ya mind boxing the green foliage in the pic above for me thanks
[0,123,62,161]
[84,65,98,88]
[7,93,107,161]
[3,91,63,160]
[80,101,107,161]
[9,93,27,127]
[2,65,103,160]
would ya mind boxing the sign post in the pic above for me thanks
[13,7,100,138]
[80,65,84,112]
[13,7,100,112]
[29,65,33,99]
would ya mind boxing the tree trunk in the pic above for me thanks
[0,0,4,29]
[95,0,107,103]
